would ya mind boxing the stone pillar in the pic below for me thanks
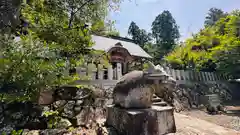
[212,73,217,81]
[98,64,104,80]
[116,63,122,80]
[63,60,70,76]
[202,72,207,82]
[216,74,220,81]
[189,71,194,81]
[87,63,97,80]
[106,105,176,135]
[180,70,185,80]
[170,69,176,80]
[207,72,212,81]
[165,67,171,75]
[185,70,190,80]
[192,71,197,81]
[76,67,86,78]
[209,72,214,81]
[98,69,104,80]
[108,65,113,80]
[175,70,180,80]
[196,72,201,81]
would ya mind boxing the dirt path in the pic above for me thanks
[170,113,240,135]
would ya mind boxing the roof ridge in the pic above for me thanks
[91,35,152,59]
[93,34,136,43]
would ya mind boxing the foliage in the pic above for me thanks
[204,8,227,27]
[0,0,21,30]
[127,11,180,64]
[165,9,240,78]
[104,20,120,36]
[0,33,72,102]
[105,30,120,36]
[11,129,23,135]
[128,21,151,48]
[2,129,23,135]
[151,10,180,61]
[0,0,120,101]
[43,110,61,129]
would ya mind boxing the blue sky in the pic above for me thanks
[109,0,240,41]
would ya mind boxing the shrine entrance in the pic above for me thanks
[107,42,133,80]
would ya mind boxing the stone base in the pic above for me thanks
[106,105,176,135]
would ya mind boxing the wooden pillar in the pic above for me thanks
[141,59,144,70]
[123,62,128,75]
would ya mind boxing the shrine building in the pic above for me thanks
[75,35,152,80]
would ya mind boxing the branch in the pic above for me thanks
[68,0,94,28]
[73,0,94,15]
[68,6,75,28]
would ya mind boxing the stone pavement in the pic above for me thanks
[169,113,240,135]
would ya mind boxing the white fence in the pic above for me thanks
[73,64,229,82]
[75,63,122,80]
[164,67,229,82]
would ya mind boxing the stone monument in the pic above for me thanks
[106,70,176,135]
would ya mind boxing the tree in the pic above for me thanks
[0,33,71,101]
[151,10,180,61]
[0,0,121,101]
[204,8,227,27]
[106,30,120,36]
[0,0,22,32]
[128,22,140,40]
[128,21,151,48]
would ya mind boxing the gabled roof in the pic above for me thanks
[91,35,152,59]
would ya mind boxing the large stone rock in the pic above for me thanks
[0,125,14,135]
[38,91,54,105]
[62,101,75,118]
[39,129,68,135]
[0,102,47,131]
[22,130,40,135]
[75,106,105,126]
[106,105,176,135]
[113,71,155,108]
[55,118,72,129]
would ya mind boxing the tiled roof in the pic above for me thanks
[91,35,152,58]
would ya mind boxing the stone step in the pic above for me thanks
[225,110,240,114]
[152,102,168,106]
[153,94,158,98]
[152,97,162,102]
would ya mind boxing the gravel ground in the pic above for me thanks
[180,109,240,131]
[168,113,240,135]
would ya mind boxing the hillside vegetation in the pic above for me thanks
[165,10,240,78]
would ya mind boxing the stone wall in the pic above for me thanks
[0,102,45,134]
[0,86,113,134]
[173,81,232,112]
